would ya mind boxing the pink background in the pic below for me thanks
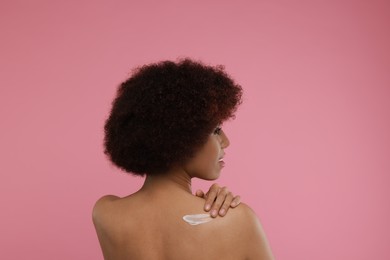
[1,1,389,259]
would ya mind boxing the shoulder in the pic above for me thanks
[232,202,257,218]
[222,202,259,227]
[93,195,120,213]
[92,195,120,227]
[233,203,267,237]
[224,203,275,259]
[93,194,120,207]
[92,195,127,259]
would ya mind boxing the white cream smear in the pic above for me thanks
[182,214,213,225]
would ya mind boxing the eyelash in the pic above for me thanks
[213,126,222,135]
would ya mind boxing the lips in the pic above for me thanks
[218,154,225,167]
[218,159,225,168]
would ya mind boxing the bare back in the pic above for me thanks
[93,188,274,260]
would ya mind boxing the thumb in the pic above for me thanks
[195,189,205,198]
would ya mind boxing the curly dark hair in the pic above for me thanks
[104,58,242,176]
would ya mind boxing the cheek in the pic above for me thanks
[185,154,217,177]
[184,137,221,176]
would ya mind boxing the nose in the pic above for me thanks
[220,130,230,149]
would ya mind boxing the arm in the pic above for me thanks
[92,195,120,260]
[195,183,241,217]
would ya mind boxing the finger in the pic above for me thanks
[204,183,220,211]
[210,186,228,218]
[218,192,234,216]
[230,195,241,208]
[195,189,205,198]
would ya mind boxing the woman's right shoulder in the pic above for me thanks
[219,202,258,225]
[220,203,275,260]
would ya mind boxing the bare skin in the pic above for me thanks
[196,183,241,217]
[93,130,274,260]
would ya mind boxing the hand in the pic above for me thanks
[195,183,241,218]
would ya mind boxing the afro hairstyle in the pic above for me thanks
[104,58,242,176]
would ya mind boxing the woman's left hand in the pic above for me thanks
[195,183,241,218]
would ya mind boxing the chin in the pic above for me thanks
[203,172,221,181]
[192,168,221,181]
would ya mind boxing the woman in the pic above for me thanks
[93,59,274,259]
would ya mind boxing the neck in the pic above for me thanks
[141,168,193,194]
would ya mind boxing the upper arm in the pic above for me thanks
[92,195,116,223]
[92,195,120,259]
[92,195,120,234]
[236,203,275,260]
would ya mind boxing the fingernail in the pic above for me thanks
[219,209,225,215]
[205,205,210,210]
[211,210,217,217]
